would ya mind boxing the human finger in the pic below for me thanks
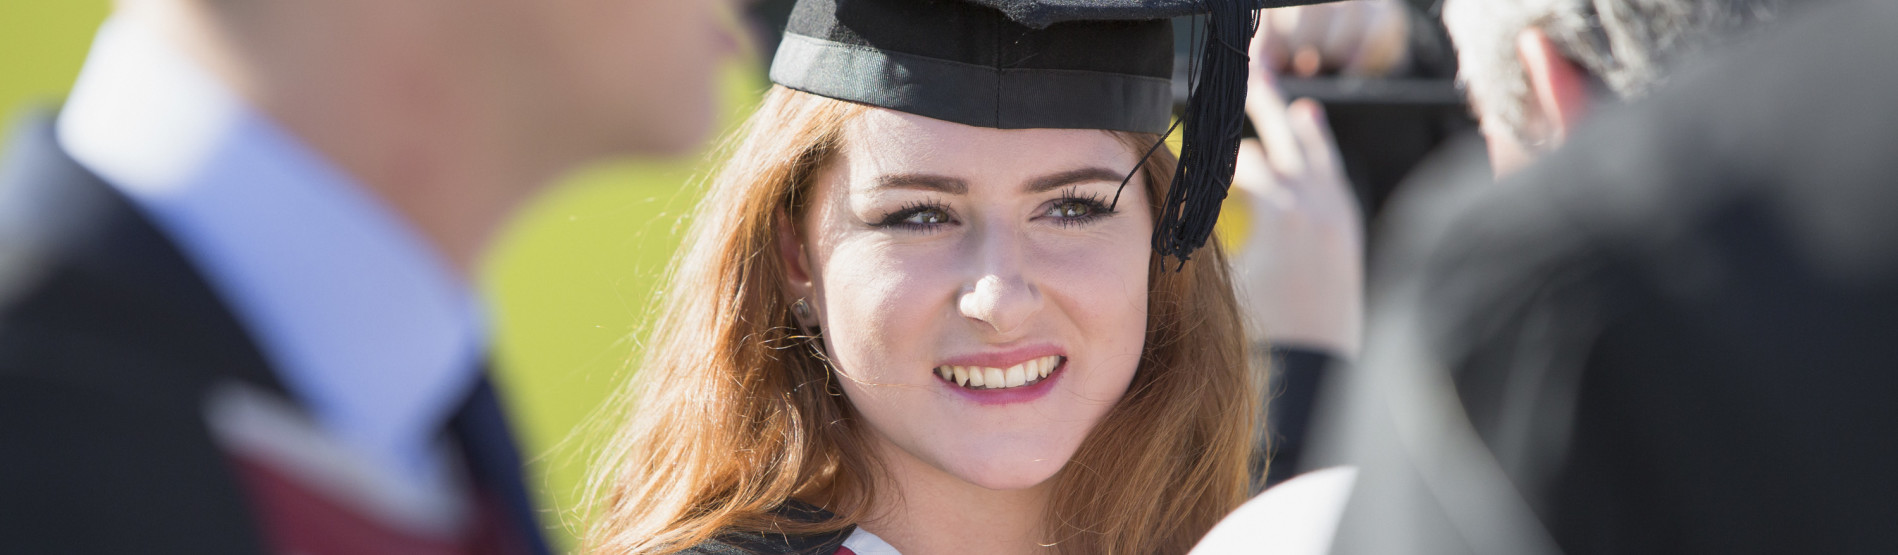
[1340,1,1411,76]
[1286,98,1343,180]
[1273,5,1333,77]
[1246,60,1306,176]
[1233,138,1273,196]
[1272,5,1332,52]
[1317,2,1370,72]
[1256,9,1292,73]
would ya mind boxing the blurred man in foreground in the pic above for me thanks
[0,0,737,552]
[1230,0,1783,488]
[1203,0,1891,553]
[1310,0,1898,553]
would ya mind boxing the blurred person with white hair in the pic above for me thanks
[1441,0,1786,175]
[1300,0,1898,550]
[1208,1,1839,554]
[1215,0,1898,554]
[1233,0,1791,478]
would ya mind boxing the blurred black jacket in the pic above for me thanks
[1316,1,1898,553]
[0,116,549,554]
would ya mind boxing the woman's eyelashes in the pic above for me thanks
[873,200,957,230]
[1040,188,1117,227]
[869,190,1119,232]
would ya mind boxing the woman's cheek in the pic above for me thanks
[818,237,953,382]
[1036,234,1148,317]
[1042,236,1149,389]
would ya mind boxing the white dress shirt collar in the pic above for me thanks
[57,15,489,490]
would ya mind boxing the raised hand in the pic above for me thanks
[1229,23,1366,357]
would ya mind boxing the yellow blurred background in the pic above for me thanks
[0,4,1238,551]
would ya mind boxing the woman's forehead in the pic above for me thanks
[840,108,1136,179]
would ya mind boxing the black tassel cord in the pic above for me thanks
[1116,0,1261,269]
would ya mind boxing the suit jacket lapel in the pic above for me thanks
[1,112,285,553]
[449,376,554,555]
[3,114,551,553]
[1,112,286,400]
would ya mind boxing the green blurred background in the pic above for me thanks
[1,4,1234,551]
[0,2,758,550]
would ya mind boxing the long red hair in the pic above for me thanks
[582,86,1262,555]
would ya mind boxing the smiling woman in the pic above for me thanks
[795,107,1164,494]
[584,86,1257,555]
[581,1,1275,554]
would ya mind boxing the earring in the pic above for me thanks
[791,297,814,322]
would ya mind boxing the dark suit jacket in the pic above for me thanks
[0,115,550,555]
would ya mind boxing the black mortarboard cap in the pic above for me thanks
[771,0,1334,265]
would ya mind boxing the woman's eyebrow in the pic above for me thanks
[867,167,1124,195]
[870,173,968,194]
[1025,167,1127,194]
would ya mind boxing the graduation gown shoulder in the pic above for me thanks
[676,501,853,555]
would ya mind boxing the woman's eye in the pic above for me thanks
[874,204,956,229]
[904,208,952,225]
[1044,196,1114,226]
[1048,201,1093,219]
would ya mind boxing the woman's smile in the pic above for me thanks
[934,354,1062,390]
[931,346,1070,405]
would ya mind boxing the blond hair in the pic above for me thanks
[582,86,1262,555]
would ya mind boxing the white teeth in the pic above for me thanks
[934,356,1064,391]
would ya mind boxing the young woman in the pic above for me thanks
[582,0,1350,553]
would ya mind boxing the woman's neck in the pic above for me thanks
[855,440,1057,555]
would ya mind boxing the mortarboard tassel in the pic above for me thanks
[1152,0,1261,268]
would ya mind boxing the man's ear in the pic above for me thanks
[776,208,816,307]
[1517,28,1594,145]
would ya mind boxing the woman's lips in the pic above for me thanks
[931,345,1068,404]
[935,356,1067,406]
[936,344,1066,370]
[933,355,1063,390]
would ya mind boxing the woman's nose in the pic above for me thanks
[959,274,1041,336]
[957,225,1043,336]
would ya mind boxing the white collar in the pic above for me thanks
[841,527,903,555]
[57,15,488,491]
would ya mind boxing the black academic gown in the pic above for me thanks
[1318,2,1898,553]
[0,115,551,555]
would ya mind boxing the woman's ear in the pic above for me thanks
[776,208,817,323]
[1516,27,1594,146]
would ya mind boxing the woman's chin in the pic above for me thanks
[941,456,1068,491]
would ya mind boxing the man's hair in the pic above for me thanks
[1445,0,1784,142]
